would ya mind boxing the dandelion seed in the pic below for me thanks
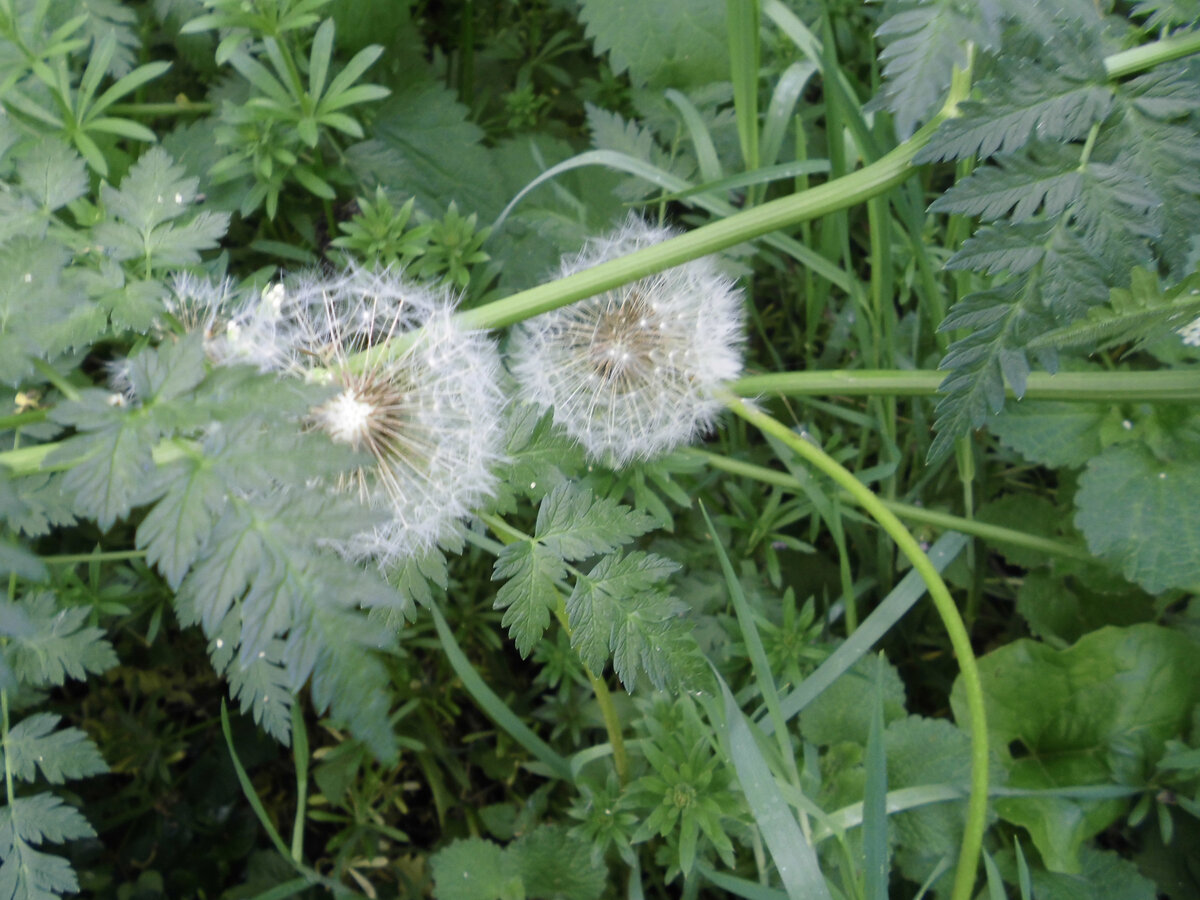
[510,217,743,465]
[287,265,505,566]
[166,274,294,372]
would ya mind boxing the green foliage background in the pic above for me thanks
[0,0,1195,898]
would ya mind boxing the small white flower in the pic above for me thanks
[510,217,743,465]
[1178,315,1200,348]
[286,265,506,566]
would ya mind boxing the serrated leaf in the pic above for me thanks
[50,404,159,531]
[918,62,1112,163]
[579,0,727,90]
[430,837,520,900]
[3,594,117,688]
[1,715,106,784]
[223,636,293,745]
[512,824,606,900]
[872,1,989,139]
[989,399,1107,468]
[1075,442,1200,592]
[93,146,229,271]
[0,239,86,385]
[493,541,564,657]
[15,140,87,212]
[307,607,397,763]
[0,794,95,850]
[534,482,655,561]
[177,502,265,636]
[567,551,686,691]
[135,458,227,589]
[346,80,505,221]
[0,838,79,900]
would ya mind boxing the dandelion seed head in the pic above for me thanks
[287,264,506,567]
[166,274,295,372]
[510,216,743,466]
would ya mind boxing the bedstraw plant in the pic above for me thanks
[0,0,1197,898]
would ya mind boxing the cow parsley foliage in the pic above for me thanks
[872,0,1200,460]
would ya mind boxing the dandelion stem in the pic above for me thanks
[732,369,1200,401]
[718,390,989,900]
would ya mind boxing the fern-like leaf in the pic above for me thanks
[1028,267,1200,351]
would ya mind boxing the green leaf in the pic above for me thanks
[989,399,1107,468]
[1026,847,1157,900]
[15,140,87,212]
[0,797,94,850]
[884,716,980,890]
[346,80,505,221]
[211,622,294,745]
[799,654,907,747]
[430,837,521,900]
[951,624,1200,872]
[567,551,688,691]
[1075,441,1200,592]
[1016,570,1155,648]
[0,837,80,899]
[94,146,229,271]
[2,593,117,688]
[872,0,988,139]
[918,63,1112,163]
[0,239,88,385]
[493,541,564,657]
[579,0,728,90]
[512,824,606,900]
[534,482,656,561]
[135,458,227,590]
[1,714,106,784]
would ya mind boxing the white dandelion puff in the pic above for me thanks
[509,217,743,466]
[285,265,506,566]
[166,273,294,372]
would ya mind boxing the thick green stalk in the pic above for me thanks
[718,391,989,900]
[458,69,971,333]
[1105,28,1200,79]
[733,369,1200,402]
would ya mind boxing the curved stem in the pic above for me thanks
[733,369,1200,402]
[718,391,989,900]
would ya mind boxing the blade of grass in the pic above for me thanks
[863,656,890,900]
[720,391,987,900]
[765,532,967,728]
[697,862,790,900]
[700,501,799,783]
[289,701,309,862]
[713,669,834,900]
[727,0,761,184]
[429,603,572,780]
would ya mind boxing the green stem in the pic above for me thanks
[1,687,14,812]
[691,450,1096,563]
[1105,28,1200,79]
[733,369,1200,402]
[457,70,973,333]
[718,391,989,900]
[106,100,214,116]
[42,549,147,565]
